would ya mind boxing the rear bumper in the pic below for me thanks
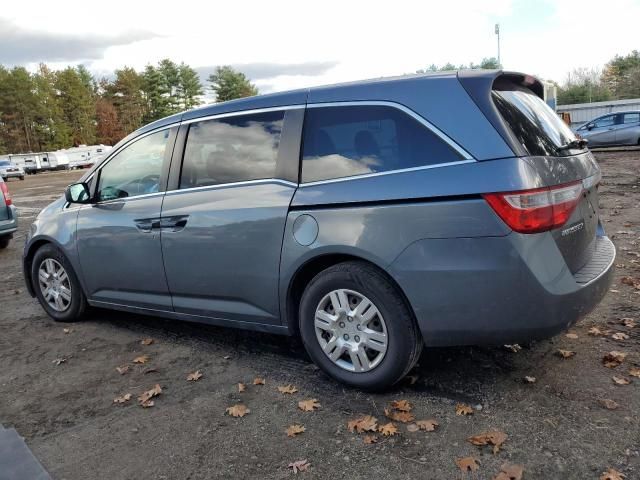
[389,233,615,347]
[0,204,18,237]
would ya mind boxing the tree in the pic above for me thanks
[417,57,501,73]
[207,66,258,102]
[95,98,123,145]
[557,68,611,105]
[55,67,96,146]
[0,67,39,152]
[158,59,182,112]
[104,67,146,135]
[602,50,640,100]
[177,63,203,110]
[142,64,170,123]
[33,64,71,150]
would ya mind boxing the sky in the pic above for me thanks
[1,0,639,94]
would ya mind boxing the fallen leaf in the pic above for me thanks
[253,377,265,385]
[468,430,508,454]
[384,408,415,423]
[620,276,639,288]
[621,318,636,328]
[238,383,246,393]
[140,338,154,345]
[600,468,626,480]
[589,327,605,336]
[456,403,474,416]
[277,384,298,394]
[140,400,154,408]
[406,423,420,432]
[288,459,310,474]
[226,404,250,417]
[629,368,640,378]
[390,399,413,412]
[223,355,231,360]
[378,422,398,436]
[63,328,72,334]
[524,376,537,384]
[187,370,203,382]
[138,384,162,404]
[363,434,378,444]
[556,349,576,359]
[599,399,619,410]
[298,399,321,412]
[612,332,629,341]
[347,415,378,433]
[610,289,619,293]
[133,355,149,364]
[612,376,631,385]
[286,424,305,437]
[113,393,132,404]
[52,357,67,366]
[116,365,129,375]
[565,333,579,339]
[415,419,439,431]
[504,344,521,352]
[603,351,627,368]
[456,457,480,472]
[493,463,524,480]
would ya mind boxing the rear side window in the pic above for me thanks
[623,112,640,124]
[301,105,462,183]
[492,84,580,156]
[180,111,284,188]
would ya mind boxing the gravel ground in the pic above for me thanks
[0,152,639,480]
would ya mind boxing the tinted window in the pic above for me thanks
[0,161,10,166]
[180,111,284,188]
[623,112,640,124]
[301,105,461,183]
[97,129,170,201]
[492,86,580,156]
[593,115,618,128]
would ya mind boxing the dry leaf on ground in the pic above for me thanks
[113,393,132,404]
[456,403,474,416]
[599,399,619,410]
[140,400,154,408]
[406,423,420,432]
[298,399,321,412]
[52,358,67,365]
[63,328,72,334]
[414,419,439,431]
[187,370,203,382]
[138,384,162,406]
[384,408,415,423]
[468,430,508,454]
[347,415,378,433]
[556,349,576,359]
[620,276,640,288]
[600,468,626,480]
[621,318,636,328]
[116,365,129,375]
[363,434,378,444]
[286,424,305,437]
[493,463,524,480]
[612,376,631,385]
[524,376,537,384]
[133,355,149,364]
[237,383,246,392]
[603,351,627,368]
[565,333,579,339]
[390,399,412,412]
[629,368,640,378]
[226,404,250,417]
[378,422,398,436]
[612,332,629,341]
[456,457,480,472]
[504,344,521,352]
[140,338,154,345]
[253,377,265,385]
[288,459,310,474]
[277,384,298,394]
[589,326,605,336]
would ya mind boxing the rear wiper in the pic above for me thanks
[557,138,588,151]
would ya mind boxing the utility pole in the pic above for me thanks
[495,23,501,67]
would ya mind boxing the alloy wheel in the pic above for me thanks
[38,258,72,312]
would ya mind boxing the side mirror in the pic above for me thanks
[65,182,91,204]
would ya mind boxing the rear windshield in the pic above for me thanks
[492,85,580,156]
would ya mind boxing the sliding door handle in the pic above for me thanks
[160,215,189,232]
[134,218,160,233]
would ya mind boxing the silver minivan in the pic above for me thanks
[576,111,640,146]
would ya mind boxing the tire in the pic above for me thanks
[0,236,10,249]
[299,261,422,391]
[19,176,25,181]
[31,244,87,322]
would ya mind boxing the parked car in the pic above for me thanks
[575,111,640,146]
[23,71,615,390]
[0,177,18,249]
[0,160,25,181]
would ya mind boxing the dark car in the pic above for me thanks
[23,70,615,390]
[0,177,18,249]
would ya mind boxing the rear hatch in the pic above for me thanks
[490,74,601,273]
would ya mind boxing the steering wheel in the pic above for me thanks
[139,174,160,193]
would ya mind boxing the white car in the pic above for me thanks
[0,160,25,181]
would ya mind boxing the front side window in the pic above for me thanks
[180,111,284,188]
[97,129,170,201]
[301,105,462,183]
[623,112,640,124]
[593,115,618,128]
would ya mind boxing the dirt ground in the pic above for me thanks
[0,152,638,480]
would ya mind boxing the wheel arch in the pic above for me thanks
[23,237,74,297]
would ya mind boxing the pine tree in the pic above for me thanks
[33,64,71,150]
[55,67,96,146]
[207,66,258,102]
[177,63,203,110]
[142,64,170,122]
[95,98,124,145]
[158,59,182,113]
[0,67,39,152]
[104,67,146,135]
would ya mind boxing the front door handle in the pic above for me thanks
[134,218,160,233]
[160,215,189,232]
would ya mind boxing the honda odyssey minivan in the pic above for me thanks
[23,70,615,390]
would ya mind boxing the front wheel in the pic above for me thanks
[299,261,422,391]
[31,244,87,322]
[0,236,10,249]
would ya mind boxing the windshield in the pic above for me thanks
[0,161,10,167]
[492,87,581,157]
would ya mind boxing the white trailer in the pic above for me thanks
[62,145,112,169]
[8,153,43,174]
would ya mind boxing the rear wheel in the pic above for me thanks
[299,261,422,390]
[32,244,87,322]
[0,236,10,249]
[19,176,24,181]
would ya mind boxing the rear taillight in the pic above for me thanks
[483,181,583,234]
[0,182,11,206]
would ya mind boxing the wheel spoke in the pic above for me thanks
[59,286,72,302]
[54,295,64,310]
[349,346,371,372]
[39,270,50,284]
[57,270,68,283]
[364,333,387,353]
[329,290,349,312]
[353,298,372,317]
[314,310,335,331]
[45,259,55,274]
